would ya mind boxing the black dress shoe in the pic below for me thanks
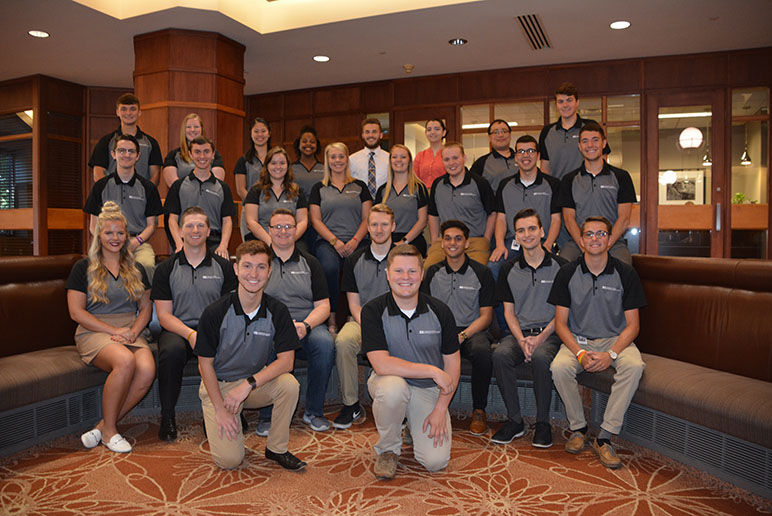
[159,415,177,441]
[265,448,307,471]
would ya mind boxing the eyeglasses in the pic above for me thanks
[516,148,538,155]
[269,224,296,231]
[582,230,609,239]
[489,129,510,136]
[115,148,137,155]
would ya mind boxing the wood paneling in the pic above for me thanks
[459,68,549,102]
[548,61,642,96]
[315,113,364,146]
[284,91,313,117]
[88,87,129,115]
[362,82,393,112]
[250,94,283,120]
[314,87,361,114]
[0,209,33,229]
[47,209,84,230]
[394,74,459,106]
[644,54,728,90]
[729,50,771,87]
[658,205,713,230]
[0,77,34,113]
[731,203,769,229]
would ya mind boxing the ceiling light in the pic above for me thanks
[702,150,712,167]
[28,30,50,38]
[740,148,752,166]
[313,55,330,63]
[461,122,519,130]
[609,21,630,30]
[678,127,703,149]
[448,38,467,46]
[658,112,712,119]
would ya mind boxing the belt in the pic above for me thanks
[523,327,546,336]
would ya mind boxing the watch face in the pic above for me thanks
[609,351,618,360]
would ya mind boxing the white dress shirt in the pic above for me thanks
[349,146,390,191]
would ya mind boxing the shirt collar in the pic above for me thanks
[365,243,395,262]
[578,254,616,277]
[272,246,301,265]
[442,254,471,275]
[186,170,217,184]
[110,171,138,186]
[552,114,587,133]
[176,248,214,268]
[491,148,515,160]
[114,126,147,139]
[578,161,611,177]
[517,248,554,270]
[385,292,431,320]
[514,170,545,187]
[441,170,472,187]
[230,290,268,321]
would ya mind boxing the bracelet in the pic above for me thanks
[136,236,144,245]
[352,236,359,243]
[576,350,587,363]
[187,330,196,342]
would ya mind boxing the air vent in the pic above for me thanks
[516,14,551,50]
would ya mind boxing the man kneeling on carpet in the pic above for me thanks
[363,244,460,479]
[196,240,306,470]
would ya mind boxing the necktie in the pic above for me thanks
[367,151,377,198]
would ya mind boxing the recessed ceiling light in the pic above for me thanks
[313,55,330,63]
[28,30,50,38]
[609,20,630,30]
[448,38,468,46]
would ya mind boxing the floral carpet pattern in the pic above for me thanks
[1,411,769,515]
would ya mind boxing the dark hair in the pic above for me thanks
[270,208,295,223]
[513,208,542,229]
[190,136,215,151]
[426,118,447,133]
[579,121,605,140]
[440,219,469,239]
[488,119,511,134]
[361,118,382,131]
[113,133,139,152]
[180,206,210,228]
[235,239,273,264]
[116,93,140,108]
[246,117,272,163]
[387,244,423,268]
[293,125,320,161]
[555,82,578,99]
[515,134,538,148]
[581,216,612,233]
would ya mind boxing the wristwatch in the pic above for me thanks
[608,350,618,360]
[303,321,312,335]
[459,331,468,342]
[246,376,257,391]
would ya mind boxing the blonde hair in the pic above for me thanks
[322,142,353,186]
[179,113,206,165]
[254,147,300,201]
[382,144,424,203]
[87,202,145,304]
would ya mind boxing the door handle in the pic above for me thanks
[715,203,721,232]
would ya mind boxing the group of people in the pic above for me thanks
[69,82,646,478]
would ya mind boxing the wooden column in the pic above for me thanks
[133,29,246,254]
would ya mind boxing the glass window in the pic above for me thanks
[460,104,489,130]
[549,96,601,121]
[493,101,543,128]
[0,139,33,210]
[732,87,769,117]
[606,126,641,199]
[607,95,640,123]
[461,133,491,164]
[0,112,33,137]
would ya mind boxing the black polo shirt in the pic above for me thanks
[291,161,324,198]
[558,162,637,227]
[361,292,458,388]
[428,171,495,238]
[374,182,429,235]
[244,186,307,235]
[84,172,163,236]
[66,258,150,315]
[151,250,237,328]
[497,250,566,331]
[495,171,561,241]
[548,255,647,340]
[538,115,610,180]
[422,255,495,329]
[196,291,300,382]
[163,147,225,181]
[164,171,235,234]
[88,126,163,181]
[233,156,264,192]
[469,148,518,193]
[308,180,371,242]
[264,247,328,322]
[341,244,393,307]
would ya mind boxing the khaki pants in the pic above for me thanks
[199,373,299,469]
[335,321,362,406]
[133,242,156,283]
[550,337,644,434]
[424,237,490,268]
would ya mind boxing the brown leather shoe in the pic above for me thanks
[564,431,588,454]
[469,409,488,435]
[592,439,622,469]
[374,451,399,480]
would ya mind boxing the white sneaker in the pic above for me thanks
[302,413,331,432]
[81,428,101,449]
[102,433,132,453]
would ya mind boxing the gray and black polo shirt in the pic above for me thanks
[547,255,646,339]
[264,247,328,322]
[88,126,163,181]
[495,171,561,242]
[538,115,610,180]
[164,171,235,235]
[308,179,372,242]
[374,182,429,235]
[151,250,237,328]
[469,148,518,193]
[66,258,150,315]
[195,291,300,382]
[83,172,163,236]
[163,147,225,180]
[341,244,393,306]
[244,186,308,234]
[361,292,459,388]
[291,161,324,198]
[558,162,636,227]
[421,255,495,329]
[497,250,566,331]
[427,171,495,238]
[233,156,264,192]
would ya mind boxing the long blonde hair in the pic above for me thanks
[179,113,206,165]
[321,142,353,186]
[87,202,145,304]
[382,144,424,203]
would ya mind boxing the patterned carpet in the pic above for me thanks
[1,409,769,516]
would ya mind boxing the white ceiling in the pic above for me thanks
[2,0,772,96]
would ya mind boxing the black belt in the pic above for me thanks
[523,327,546,336]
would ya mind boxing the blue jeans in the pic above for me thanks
[298,325,336,416]
[488,237,520,337]
[313,238,367,309]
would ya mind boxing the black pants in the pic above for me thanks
[158,330,194,417]
[460,331,493,410]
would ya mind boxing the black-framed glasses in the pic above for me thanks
[582,230,609,239]
[516,148,538,155]
[269,224,296,231]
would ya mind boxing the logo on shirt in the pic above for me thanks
[204,188,221,196]
[458,285,476,290]
[539,279,554,284]
[532,192,550,196]
[281,200,294,204]
[401,193,416,199]
[601,285,621,292]
[252,331,272,337]
[459,192,477,197]
[599,185,617,190]
[418,330,441,335]
[128,195,145,201]
[343,187,359,196]
[201,275,221,280]
[290,271,308,275]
